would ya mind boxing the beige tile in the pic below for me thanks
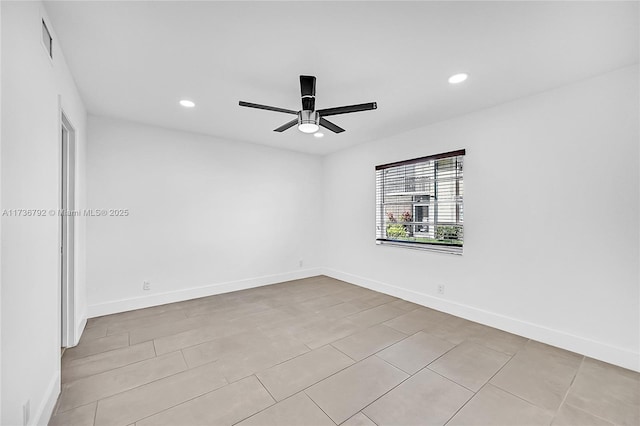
[94,360,228,426]
[306,356,408,424]
[296,318,362,349]
[564,357,640,425]
[429,341,511,391]
[231,308,297,330]
[342,412,377,426]
[357,293,398,308]
[106,310,187,335]
[181,331,256,367]
[136,375,274,426]
[58,351,187,412]
[63,333,130,362]
[236,392,334,426]
[299,294,345,311]
[272,303,317,317]
[490,340,582,411]
[128,316,208,344]
[333,287,378,303]
[331,324,406,361]
[423,316,488,344]
[553,404,614,426]
[260,313,328,339]
[62,341,156,384]
[383,307,449,334]
[87,304,183,329]
[182,332,309,377]
[49,402,96,426]
[377,331,455,374]
[211,337,310,383]
[316,302,368,319]
[363,368,472,426]
[185,300,270,319]
[387,299,421,312]
[153,321,245,355]
[346,304,405,328]
[257,345,354,401]
[55,279,623,426]
[467,326,528,356]
[79,325,108,342]
[448,384,554,426]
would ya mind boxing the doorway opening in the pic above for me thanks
[61,111,76,349]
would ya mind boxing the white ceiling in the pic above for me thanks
[45,1,638,155]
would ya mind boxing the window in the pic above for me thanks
[375,149,465,254]
[42,19,53,59]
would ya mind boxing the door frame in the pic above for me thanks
[59,105,77,348]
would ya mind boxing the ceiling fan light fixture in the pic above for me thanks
[298,110,319,133]
[299,123,319,133]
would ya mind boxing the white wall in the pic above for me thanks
[1,2,87,425]
[0,3,3,422]
[323,65,639,371]
[86,117,324,316]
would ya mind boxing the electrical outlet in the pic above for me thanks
[143,281,151,291]
[299,259,304,267]
[23,400,30,426]
[437,284,445,295]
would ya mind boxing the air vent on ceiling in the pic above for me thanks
[42,19,53,59]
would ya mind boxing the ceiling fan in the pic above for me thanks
[239,75,377,134]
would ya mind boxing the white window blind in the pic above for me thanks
[375,149,465,254]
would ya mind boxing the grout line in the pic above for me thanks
[441,344,519,425]
[329,344,359,363]
[551,355,585,420]
[99,361,230,425]
[359,412,379,426]
[476,349,564,415]
[92,400,97,426]
[178,348,188,367]
[355,341,485,424]
[350,355,415,417]
[305,391,338,425]
[253,374,278,403]
[152,340,157,357]
[129,376,231,425]
[255,346,358,401]
[61,341,157,384]
[424,366,478,393]
[56,350,190,414]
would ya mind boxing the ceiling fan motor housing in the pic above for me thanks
[298,110,320,133]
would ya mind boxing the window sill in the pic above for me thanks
[376,239,463,255]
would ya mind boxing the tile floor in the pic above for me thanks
[49,276,640,426]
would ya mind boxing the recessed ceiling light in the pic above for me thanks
[179,99,195,108]
[313,132,324,138]
[448,73,468,84]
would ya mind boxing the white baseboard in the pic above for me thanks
[87,268,323,318]
[322,267,640,372]
[33,372,59,426]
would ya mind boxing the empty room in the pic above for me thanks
[1,1,638,425]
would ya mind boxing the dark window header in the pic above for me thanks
[375,149,466,171]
